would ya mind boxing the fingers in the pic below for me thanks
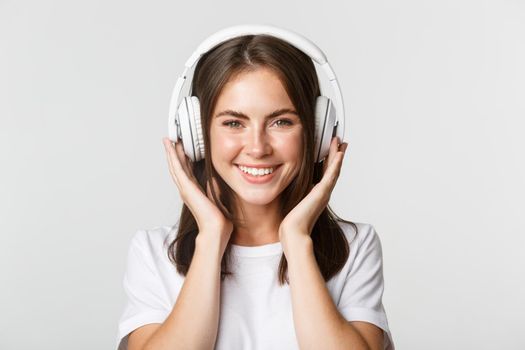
[163,137,196,189]
[173,138,193,177]
[323,137,346,173]
[163,138,182,186]
[321,136,348,189]
[331,136,348,165]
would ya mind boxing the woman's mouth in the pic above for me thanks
[235,164,282,184]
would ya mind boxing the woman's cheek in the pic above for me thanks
[211,132,241,162]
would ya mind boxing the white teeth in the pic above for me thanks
[238,165,274,176]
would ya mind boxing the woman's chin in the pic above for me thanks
[236,191,279,207]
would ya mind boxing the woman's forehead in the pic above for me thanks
[213,68,295,116]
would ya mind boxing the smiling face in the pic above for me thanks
[209,67,304,211]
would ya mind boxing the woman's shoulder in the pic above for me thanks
[335,219,379,247]
[128,224,177,258]
[327,219,385,289]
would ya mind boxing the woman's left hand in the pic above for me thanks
[278,136,348,244]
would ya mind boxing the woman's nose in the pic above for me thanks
[245,129,272,158]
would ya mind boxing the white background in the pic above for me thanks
[1,0,524,349]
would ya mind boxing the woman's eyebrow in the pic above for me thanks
[214,108,298,119]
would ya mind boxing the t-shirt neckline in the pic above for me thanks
[229,241,283,257]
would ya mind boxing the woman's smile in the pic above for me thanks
[235,163,283,184]
[210,67,303,207]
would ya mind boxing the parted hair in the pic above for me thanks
[166,34,358,285]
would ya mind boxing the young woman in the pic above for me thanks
[117,27,394,350]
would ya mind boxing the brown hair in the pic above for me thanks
[166,34,358,285]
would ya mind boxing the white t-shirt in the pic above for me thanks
[116,221,395,350]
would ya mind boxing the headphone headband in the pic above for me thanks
[168,24,346,143]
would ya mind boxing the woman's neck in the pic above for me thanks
[230,199,282,246]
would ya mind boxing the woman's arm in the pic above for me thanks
[129,234,223,350]
[282,234,375,350]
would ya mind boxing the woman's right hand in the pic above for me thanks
[162,137,233,253]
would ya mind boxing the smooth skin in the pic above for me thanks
[128,67,384,350]
[209,68,304,246]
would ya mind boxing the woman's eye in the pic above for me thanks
[222,119,293,129]
[223,120,242,128]
[274,119,293,127]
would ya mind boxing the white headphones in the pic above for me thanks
[168,24,347,163]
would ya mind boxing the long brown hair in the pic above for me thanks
[166,34,358,285]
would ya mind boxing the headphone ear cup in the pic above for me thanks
[177,96,202,162]
[314,95,337,163]
[189,96,205,162]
